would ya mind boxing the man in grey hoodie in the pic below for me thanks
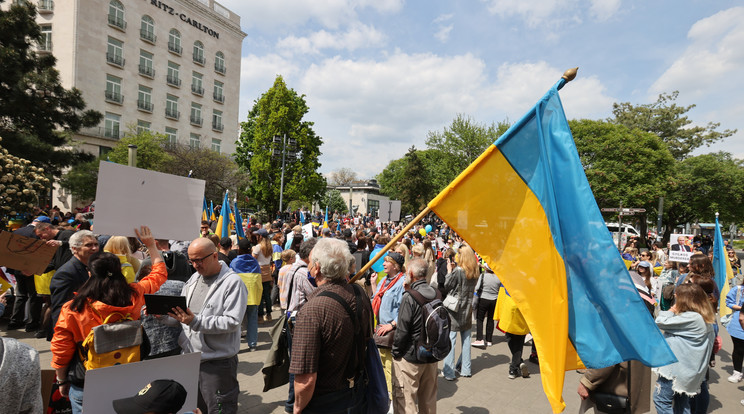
[167,237,248,414]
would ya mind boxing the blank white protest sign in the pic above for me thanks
[93,162,205,241]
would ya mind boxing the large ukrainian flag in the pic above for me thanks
[215,191,232,238]
[714,214,734,317]
[428,77,676,412]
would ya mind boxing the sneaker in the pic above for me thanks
[741,399,744,407]
[529,353,539,365]
[471,340,486,348]
[520,362,530,378]
[508,369,518,379]
[728,371,743,383]
[444,376,456,381]
[486,342,493,346]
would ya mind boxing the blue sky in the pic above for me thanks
[219,0,743,179]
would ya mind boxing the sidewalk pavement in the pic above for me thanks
[3,318,743,413]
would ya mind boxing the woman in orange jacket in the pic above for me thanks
[51,226,166,414]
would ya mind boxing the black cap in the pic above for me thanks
[112,379,187,414]
[386,252,405,268]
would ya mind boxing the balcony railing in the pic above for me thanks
[138,64,155,78]
[193,54,206,65]
[104,127,120,139]
[213,92,224,103]
[165,108,180,119]
[106,53,125,67]
[168,42,182,55]
[38,0,53,12]
[190,115,202,126]
[212,122,223,132]
[79,126,121,140]
[137,99,153,112]
[140,29,156,43]
[166,75,181,87]
[191,84,204,95]
[214,64,226,75]
[107,14,126,30]
[104,90,123,104]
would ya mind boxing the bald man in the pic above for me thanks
[167,237,247,414]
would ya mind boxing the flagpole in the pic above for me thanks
[350,206,431,283]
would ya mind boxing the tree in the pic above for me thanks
[57,158,100,202]
[236,75,326,212]
[0,1,102,176]
[0,137,50,220]
[107,128,172,170]
[328,168,358,186]
[318,189,348,214]
[611,91,735,160]
[398,146,432,215]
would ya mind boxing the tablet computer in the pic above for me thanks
[144,294,187,315]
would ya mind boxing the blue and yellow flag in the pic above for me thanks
[215,191,232,238]
[209,201,216,222]
[714,215,735,317]
[234,201,246,240]
[202,198,209,222]
[323,207,329,230]
[428,78,676,412]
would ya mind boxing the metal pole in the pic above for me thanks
[656,197,664,241]
[278,133,286,213]
[617,201,623,251]
[127,144,137,167]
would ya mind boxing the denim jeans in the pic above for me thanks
[69,384,84,414]
[244,305,258,348]
[654,377,691,414]
[442,329,471,378]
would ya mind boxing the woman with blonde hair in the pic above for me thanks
[441,244,479,380]
[395,243,410,272]
[104,236,141,283]
[653,283,715,414]
[253,228,274,321]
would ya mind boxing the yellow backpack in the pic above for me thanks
[80,310,144,370]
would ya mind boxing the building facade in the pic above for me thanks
[330,180,391,218]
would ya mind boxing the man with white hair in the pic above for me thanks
[290,238,373,413]
[49,230,99,331]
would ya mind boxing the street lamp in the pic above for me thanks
[272,134,297,213]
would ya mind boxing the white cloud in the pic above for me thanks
[276,24,387,55]
[218,0,403,31]
[482,0,620,28]
[588,0,621,21]
[434,25,454,42]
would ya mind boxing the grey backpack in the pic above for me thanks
[409,289,451,361]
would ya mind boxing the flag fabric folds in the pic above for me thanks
[323,207,329,230]
[215,191,232,239]
[202,198,209,222]
[714,215,734,317]
[234,201,246,240]
[428,78,676,412]
[209,201,216,222]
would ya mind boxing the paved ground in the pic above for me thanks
[3,317,744,413]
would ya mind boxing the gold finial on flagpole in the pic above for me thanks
[562,67,578,82]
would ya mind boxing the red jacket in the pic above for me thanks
[51,262,167,369]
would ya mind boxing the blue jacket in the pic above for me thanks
[726,285,744,340]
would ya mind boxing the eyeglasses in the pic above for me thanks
[188,252,214,265]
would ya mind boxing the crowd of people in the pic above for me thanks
[1,208,744,413]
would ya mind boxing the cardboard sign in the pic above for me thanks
[83,352,201,413]
[93,162,206,241]
[0,231,58,275]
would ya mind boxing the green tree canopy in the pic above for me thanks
[107,129,172,170]
[236,75,326,213]
[318,189,348,214]
[0,1,102,176]
[397,146,432,215]
[611,91,735,160]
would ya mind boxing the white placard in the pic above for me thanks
[94,162,205,241]
[302,223,314,240]
[669,233,694,263]
[83,352,201,413]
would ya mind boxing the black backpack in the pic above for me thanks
[408,289,451,361]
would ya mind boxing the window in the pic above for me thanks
[108,0,126,30]
[190,103,202,126]
[38,0,54,12]
[106,37,124,67]
[105,74,122,104]
[165,94,179,119]
[367,199,380,216]
[104,112,121,139]
[211,138,221,153]
[136,120,151,134]
[189,133,200,149]
[213,80,224,103]
[212,110,223,132]
[193,41,205,65]
[99,146,112,158]
[165,127,178,145]
[168,29,181,54]
[214,51,225,74]
[138,50,154,78]
[140,15,155,43]
[191,72,203,95]
[166,61,180,86]
[137,85,152,112]
[39,24,52,52]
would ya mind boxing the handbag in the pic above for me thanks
[365,337,391,414]
[591,392,629,414]
[722,286,743,329]
[443,269,461,312]
[373,326,394,348]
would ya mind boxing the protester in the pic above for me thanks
[104,236,141,283]
[725,277,744,383]
[391,258,439,413]
[51,226,166,414]
[441,245,478,380]
[218,237,237,266]
[165,237,247,414]
[653,283,715,414]
[472,263,501,348]
[230,238,262,351]
[254,228,274,322]
[0,337,43,413]
[290,238,373,413]
[277,249,297,311]
[576,360,651,414]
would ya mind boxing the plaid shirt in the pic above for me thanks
[289,281,372,395]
